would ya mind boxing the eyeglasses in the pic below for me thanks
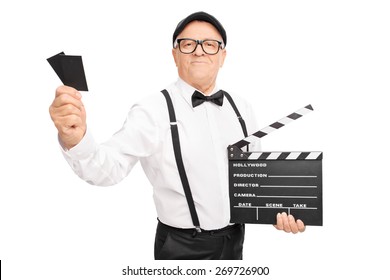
[175,38,224,55]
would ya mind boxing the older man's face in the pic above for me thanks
[172,21,226,94]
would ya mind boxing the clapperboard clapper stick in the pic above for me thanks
[228,104,323,226]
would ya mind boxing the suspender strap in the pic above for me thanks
[161,89,201,232]
[222,91,249,152]
[222,91,248,138]
[161,89,248,231]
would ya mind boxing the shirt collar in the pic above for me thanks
[176,78,221,109]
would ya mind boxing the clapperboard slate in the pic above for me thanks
[228,105,323,226]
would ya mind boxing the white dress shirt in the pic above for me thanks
[62,78,260,230]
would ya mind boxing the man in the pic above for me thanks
[49,11,305,260]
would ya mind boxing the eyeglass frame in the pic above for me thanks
[174,38,225,55]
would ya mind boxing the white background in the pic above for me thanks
[1,0,389,279]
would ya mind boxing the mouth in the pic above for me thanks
[191,61,208,65]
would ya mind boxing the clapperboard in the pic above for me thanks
[228,105,323,226]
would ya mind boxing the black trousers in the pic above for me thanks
[154,221,245,260]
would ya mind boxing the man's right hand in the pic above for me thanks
[49,85,87,150]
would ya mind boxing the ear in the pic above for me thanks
[172,48,179,67]
[219,48,227,68]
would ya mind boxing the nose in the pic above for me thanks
[193,42,205,56]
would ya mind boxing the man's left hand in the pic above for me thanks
[274,212,306,233]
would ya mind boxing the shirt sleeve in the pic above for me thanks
[60,102,160,186]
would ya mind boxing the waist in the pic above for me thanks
[157,220,242,236]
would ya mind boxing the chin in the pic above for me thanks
[190,68,214,79]
[190,75,210,85]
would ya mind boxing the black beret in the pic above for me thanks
[172,11,227,47]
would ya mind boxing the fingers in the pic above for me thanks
[51,86,83,110]
[49,96,85,130]
[297,219,306,233]
[49,85,87,149]
[274,212,283,230]
[50,86,84,119]
[52,103,83,119]
[273,212,306,234]
[288,214,299,233]
[54,113,85,132]
[55,85,81,99]
[274,212,292,232]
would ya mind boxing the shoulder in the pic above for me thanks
[131,85,174,112]
[222,89,259,132]
[126,84,177,126]
[223,90,253,114]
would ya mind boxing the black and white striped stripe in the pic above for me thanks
[233,104,314,148]
[247,151,322,160]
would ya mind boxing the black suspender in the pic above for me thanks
[161,89,248,231]
[222,90,248,138]
[222,90,249,151]
[161,89,201,232]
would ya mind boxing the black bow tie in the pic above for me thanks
[191,90,224,108]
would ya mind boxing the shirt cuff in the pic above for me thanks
[59,128,97,160]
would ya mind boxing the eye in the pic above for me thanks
[204,41,218,48]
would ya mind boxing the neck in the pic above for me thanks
[195,84,215,95]
[181,77,216,95]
